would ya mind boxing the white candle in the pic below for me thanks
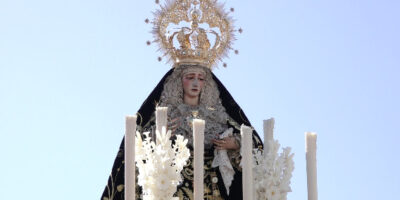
[193,119,205,200]
[125,115,137,200]
[241,125,253,200]
[305,132,318,200]
[263,118,275,154]
[156,107,168,136]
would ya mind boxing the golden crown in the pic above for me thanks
[146,0,240,69]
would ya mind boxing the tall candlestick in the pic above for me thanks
[263,118,275,154]
[193,119,205,200]
[125,115,137,200]
[241,125,254,200]
[156,107,168,136]
[305,132,318,200]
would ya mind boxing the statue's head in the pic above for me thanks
[181,67,206,104]
[160,64,220,108]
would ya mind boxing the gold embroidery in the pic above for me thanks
[136,112,143,127]
[117,184,124,192]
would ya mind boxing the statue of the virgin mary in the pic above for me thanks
[101,1,263,200]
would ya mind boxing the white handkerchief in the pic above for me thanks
[212,128,235,194]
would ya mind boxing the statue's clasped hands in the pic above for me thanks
[168,117,239,150]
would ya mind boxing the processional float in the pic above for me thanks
[122,0,318,200]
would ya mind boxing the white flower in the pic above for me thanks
[253,139,294,200]
[266,186,281,200]
[135,126,190,200]
[156,173,171,191]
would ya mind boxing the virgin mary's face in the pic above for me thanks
[182,70,205,98]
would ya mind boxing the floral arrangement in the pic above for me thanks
[135,128,190,200]
[253,139,295,200]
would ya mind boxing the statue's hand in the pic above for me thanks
[168,117,181,135]
[213,137,239,150]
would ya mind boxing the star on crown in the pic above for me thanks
[146,0,241,69]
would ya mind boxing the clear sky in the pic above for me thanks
[0,0,399,199]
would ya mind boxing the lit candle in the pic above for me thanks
[125,115,137,200]
[156,107,168,136]
[193,119,205,200]
[263,118,275,154]
[241,125,253,200]
[305,132,318,200]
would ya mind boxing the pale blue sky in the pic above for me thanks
[0,0,399,199]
